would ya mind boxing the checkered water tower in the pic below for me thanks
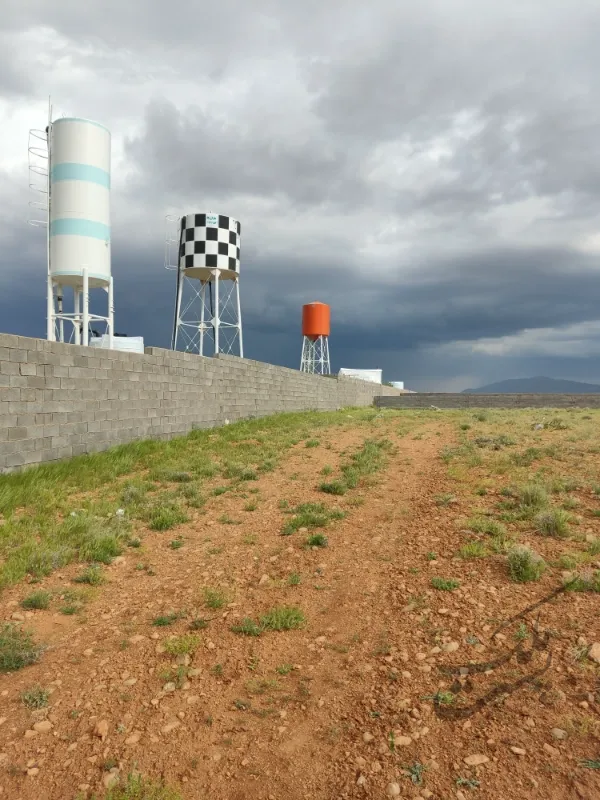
[28,102,114,345]
[166,213,243,356]
[300,302,331,375]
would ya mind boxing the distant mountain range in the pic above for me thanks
[462,376,600,394]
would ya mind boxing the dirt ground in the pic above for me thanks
[1,410,599,800]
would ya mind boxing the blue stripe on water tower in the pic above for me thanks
[50,163,111,188]
[49,219,111,240]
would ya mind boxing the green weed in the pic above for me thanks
[21,685,50,709]
[231,618,262,637]
[104,772,183,799]
[163,635,200,656]
[73,564,104,585]
[260,606,305,631]
[20,590,51,610]
[536,509,571,538]
[152,612,183,627]
[0,624,42,672]
[507,546,546,582]
[459,541,488,559]
[204,588,227,609]
[431,577,460,591]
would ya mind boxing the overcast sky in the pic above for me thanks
[2,1,600,390]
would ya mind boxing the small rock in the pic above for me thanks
[94,720,109,741]
[123,678,137,687]
[258,574,269,586]
[11,612,25,621]
[83,648,93,657]
[525,717,535,728]
[32,721,52,734]
[587,643,600,664]
[371,761,382,773]
[27,768,39,777]
[464,754,489,766]
[363,732,374,743]
[551,728,567,740]
[188,668,201,677]
[457,792,467,800]
[395,735,412,747]
[163,682,176,693]
[125,732,141,745]
[511,746,526,756]
[355,757,366,768]
[161,721,181,734]
[356,775,367,787]
[129,635,146,645]
[544,743,560,757]
[103,772,119,789]
[186,696,199,705]
[442,641,459,653]
[175,654,191,667]
[24,730,38,739]
[387,783,401,798]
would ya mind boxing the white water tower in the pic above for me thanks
[28,101,114,345]
[165,212,243,356]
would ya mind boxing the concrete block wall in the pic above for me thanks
[0,333,401,472]
[376,393,600,409]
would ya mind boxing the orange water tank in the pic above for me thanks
[302,302,330,340]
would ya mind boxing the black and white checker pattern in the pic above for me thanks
[179,213,241,273]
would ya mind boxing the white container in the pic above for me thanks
[338,368,382,384]
[390,381,404,390]
[49,117,111,288]
[89,335,144,354]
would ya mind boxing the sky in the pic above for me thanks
[2,0,600,390]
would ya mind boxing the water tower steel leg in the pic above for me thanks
[199,281,206,356]
[108,277,114,349]
[73,290,81,344]
[172,268,183,351]
[82,269,89,346]
[214,270,220,355]
[47,275,55,342]
[58,288,64,342]
[235,277,243,358]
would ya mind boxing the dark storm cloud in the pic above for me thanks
[122,100,366,209]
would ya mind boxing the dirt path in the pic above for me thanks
[1,415,599,800]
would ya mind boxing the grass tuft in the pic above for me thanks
[465,516,507,537]
[564,570,600,593]
[21,685,50,709]
[507,545,546,582]
[260,606,305,631]
[306,533,328,548]
[163,635,201,656]
[459,541,488,559]
[431,577,460,591]
[145,501,188,532]
[20,590,51,610]
[73,564,104,585]
[319,481,347,496]
[104,772,183,799]
[203,588,227,609]
[281,503,344,535]
[535,509,571,538]
[0,624,42,672]
[152,612,183,627]
[231,618,263,637]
